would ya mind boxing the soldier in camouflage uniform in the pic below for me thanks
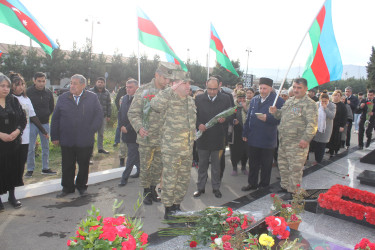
[269,78,318,199]
[150,70,196,219]
[128,62,179,205]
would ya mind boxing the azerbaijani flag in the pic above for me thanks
[0,0,58,56]
[0,50,2,58]
[137,7,187,71]
[210,23,239,77]
[302,0,342,89]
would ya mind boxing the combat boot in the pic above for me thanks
[143,188,153,205]
[172,204,181,213]
[150,186,161,202]
[164,206,175,220]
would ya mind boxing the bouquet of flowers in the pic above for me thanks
[159,206,253,247]
[196,106,238,140]
[67,200,148,250]
[270,185,306,223]
[355,238,375,250]
[365,101,373,128]
[210,216,301,250]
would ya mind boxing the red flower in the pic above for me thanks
[210,235,218,242]
[227,207,233,217]
[190,241,197,248]
[290,214,299,221]
[281,204,286,208]
[296,184,301,187]
[368,243,375,250]
[121,234,136,250]
[241,215,249,230]
[67,240,72,246]
[222,235,232,242]
[97,216,102,221]
[90,225,101,231]
[223,242,233,250]
[270,193,275,198]
[140,233,148,245]
[367,102,372,105]
[79,235,85,240]
[116,225,131,238]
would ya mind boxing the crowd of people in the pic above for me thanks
[0,65,373,220]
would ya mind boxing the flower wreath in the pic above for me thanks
[318,184,375,225]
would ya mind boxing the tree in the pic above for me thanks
[186,59,207,88]
[43,41,68,86]
[1,45,24,75]
[109,50,125,85]
[211,59,243,87]
[367,46,375,89]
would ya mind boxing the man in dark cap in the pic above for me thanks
[308,88,319,102]
[128,62,179,205]
[242,77,284,191]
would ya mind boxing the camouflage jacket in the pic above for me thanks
[150,87,197,156]
[273,94,318,142]
[128,79,165,146]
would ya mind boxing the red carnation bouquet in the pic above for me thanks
[355,238,375,250]
[67,200,148,250]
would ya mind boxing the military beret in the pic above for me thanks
[259,77,273,87]
[156,62,180,79]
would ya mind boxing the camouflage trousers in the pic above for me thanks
[138,145,162,188]
[161,153,192,207]
[278,137,309,193]
[118,141,128,159]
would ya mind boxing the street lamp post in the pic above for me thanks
[85,17,100,86]
[245,48,252,87]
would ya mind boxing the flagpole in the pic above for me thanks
[207,22,211,80]
[137,9,141,87]
[272,0,327,106]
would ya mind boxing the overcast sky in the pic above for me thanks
[1,0,375,74]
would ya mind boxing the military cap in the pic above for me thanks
[236,89,246,97]
[259,77,273,87]
[156,62,180,79]
[172,70,193,82]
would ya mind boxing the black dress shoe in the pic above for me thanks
[118,180,128,187]
[193,190,205,197]
[77,189,87,196]
[98,149,109,154]
[213,189,222,198]
[241,184,258,191]
[8,199,22,209]
[130,173,139,178]
[56,191,73,198]
[366,140,371,148]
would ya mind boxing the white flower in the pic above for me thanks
[287,207,293,212]
[214,238,223,246]
[270,205,276,210]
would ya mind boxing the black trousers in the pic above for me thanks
[358,119,375,147]
[247,146,275,188]
[311,140,326,163]
[61,146,93,193]
[346,119,353,147]
[120,143,140,182]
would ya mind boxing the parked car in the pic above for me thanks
[54,83,70,96]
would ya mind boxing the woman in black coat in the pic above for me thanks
[0,74,26,211]
[327,90,347,157]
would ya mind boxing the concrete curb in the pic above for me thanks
[0,167,127,202]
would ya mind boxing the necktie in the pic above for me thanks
[74,96,79,105]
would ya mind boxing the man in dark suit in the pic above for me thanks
[51,74,103,197]
[118,79,140,186]
[193,77,231,198]
[344,86,359,149]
